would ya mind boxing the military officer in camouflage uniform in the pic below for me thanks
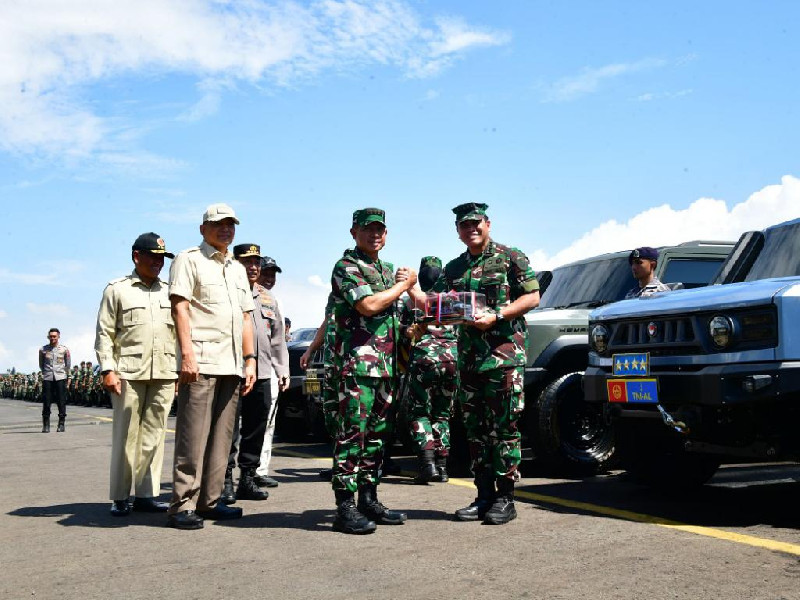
[421,203,540,524]
[401,256,458,484]
[327,208,417,534]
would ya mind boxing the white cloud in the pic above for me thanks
[0,269,60,286]
[0,309,7,319]
[531,175,800,269]
[542,57,668,103]
[307,274,327,288]
[1,0,509,162]
[273,277,330,329]
[0,259,89,287]
[26,303,71,317]
[635,89,692,102]
[422,89,440,102]
[0,342,9,362]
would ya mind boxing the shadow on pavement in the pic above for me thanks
[516,466,800,530]
[8,501,172,529]
[216,507,453,532]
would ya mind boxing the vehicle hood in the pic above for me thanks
[525,307,592,326]
[590,277,800,321]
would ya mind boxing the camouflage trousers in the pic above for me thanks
[331,376,393,493]
[407,360,457,456]
[321,369,339,438]
[459,366,524,481]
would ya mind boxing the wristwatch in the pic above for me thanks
[495,310,505,323]
[243,354,257,362]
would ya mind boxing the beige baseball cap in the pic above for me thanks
[203,203,240,225]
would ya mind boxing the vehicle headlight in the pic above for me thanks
[590,324,609,354]
[709,315,734,349]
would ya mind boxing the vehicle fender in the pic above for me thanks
[532,334,590,371]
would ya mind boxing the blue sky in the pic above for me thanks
[1,0,798,372]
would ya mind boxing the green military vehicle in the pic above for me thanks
[523,240,734,474]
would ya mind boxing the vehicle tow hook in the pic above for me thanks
[656,404,689,435]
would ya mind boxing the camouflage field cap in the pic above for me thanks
[629,246,659,264]
[418,256,442,292]
[203,203,240,225]
[233,243,261,259]
[353,207,386,227]
[419,256,442,271]
[132,232,174,259]
[260,256,282,273]
[452,202,488,223]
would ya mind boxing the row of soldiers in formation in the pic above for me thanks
[0,363,111,408]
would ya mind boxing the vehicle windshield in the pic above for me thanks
[289,328,317,342]
[539,256,633,309]
[745,221,800,281]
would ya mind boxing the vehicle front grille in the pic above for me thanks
[609,316,702,354]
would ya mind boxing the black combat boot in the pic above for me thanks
[56,417,65,432]
[357,483,407,525]
[333,490,376,535]
[484,477,517,525]
[220,468,237,505]
[455,470,495,521]
[413,449,437,484]
[236,468,269,501]
[42,417,50,433]
[435,455,449,482]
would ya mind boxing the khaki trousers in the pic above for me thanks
[169,375,240,514]
[109,379,174,501]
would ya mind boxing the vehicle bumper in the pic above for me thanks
[584,361,800,408]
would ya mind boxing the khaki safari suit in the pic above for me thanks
[95,270,178,501]
[168,240,255,514]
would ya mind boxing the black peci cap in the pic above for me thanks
[132,233,174,258]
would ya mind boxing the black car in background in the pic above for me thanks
[276,327,326,439]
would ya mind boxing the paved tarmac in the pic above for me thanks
[2,397,800,600]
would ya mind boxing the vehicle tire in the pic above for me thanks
[536,371,615,476]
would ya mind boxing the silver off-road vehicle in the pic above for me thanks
[584,218,800,487]
[524,241,733,474]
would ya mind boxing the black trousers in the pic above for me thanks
[42,379,67,419]
[228,379,272,471]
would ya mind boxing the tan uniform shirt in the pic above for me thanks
[169,240,255,376]
[251,283,289,380]
[39,344,71,381]
[94,270,178,381]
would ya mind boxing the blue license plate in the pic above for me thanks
[612,353,651,376]
[607,378,659,404]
